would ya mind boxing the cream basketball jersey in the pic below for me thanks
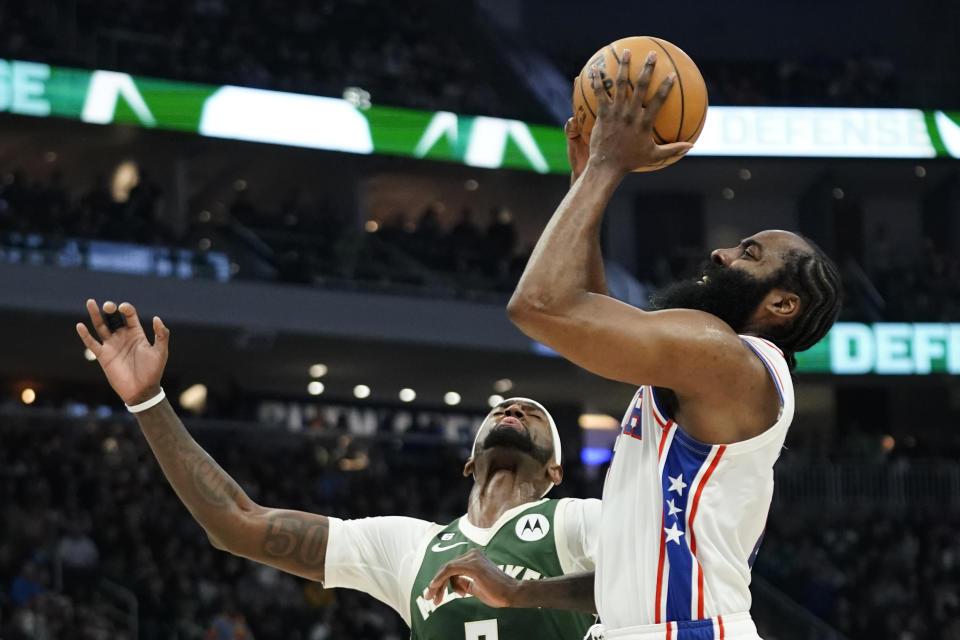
[595,336,794,630]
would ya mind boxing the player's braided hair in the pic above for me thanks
[762,236,843,371]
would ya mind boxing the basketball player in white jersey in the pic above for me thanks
[424,50,842,639]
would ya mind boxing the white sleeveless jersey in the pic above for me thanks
[595,336,794,629]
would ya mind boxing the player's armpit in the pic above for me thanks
[508,293,754,396]
[227,507,330,583]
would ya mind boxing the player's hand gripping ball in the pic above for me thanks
[572,36,708,171]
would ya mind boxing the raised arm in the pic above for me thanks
[508,51,751,398]
[566,116,608,297]
[76,299,330,582]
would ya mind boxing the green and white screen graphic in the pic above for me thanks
[3,58,960,172]
[796,323,960,375]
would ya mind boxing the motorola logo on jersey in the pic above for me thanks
[515,514,549,541]
[440,532,455,541]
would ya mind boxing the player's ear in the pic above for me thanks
[547,463,563,486]
[463,458,475,478]
[763,288,801,322]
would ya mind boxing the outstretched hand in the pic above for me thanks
[76,299,169,406]
[588,49,693,175]
[424,549,520,608]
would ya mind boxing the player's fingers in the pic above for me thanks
[102,300,117,314]
[450,576,474,597]
[652,141,694,162]
[427,566,462,604]
[421,584,439,604]
[564,117,580,139]
[633,51,657,106]
[589,65,612,112]
[153,316,169,341]
[614,49,632,105]
[427,568,451,591]
[153,316,170,356]
[642,73,676,126]
[117,301,142,331]
[572,75,582,113]
[86,299,110,340]
[75,323,103,357]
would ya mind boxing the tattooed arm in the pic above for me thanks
[77,299,329,582]
[136,400,329,581]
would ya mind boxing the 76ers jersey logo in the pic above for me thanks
[515,514,549,541]
[621,389,644,439]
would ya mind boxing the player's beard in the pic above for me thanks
[649,262,781,334]
[482,425,553,465]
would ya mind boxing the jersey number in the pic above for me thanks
[464,619,498,640]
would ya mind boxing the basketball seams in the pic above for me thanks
[574,36,707,151]
[579,72,596,119]
[608,44,620,65]
[649,37,686,142]
[686,101,708,143]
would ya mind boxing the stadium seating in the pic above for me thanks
[2,164,957,320]
[2,411,959,639]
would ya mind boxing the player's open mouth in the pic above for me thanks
[698,275,709,285]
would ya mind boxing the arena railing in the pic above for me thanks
[772,460,960,509]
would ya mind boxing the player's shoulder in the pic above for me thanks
[554,497,602,521]
[335,514,445,544]
[552,496,601,508]
[739,334,787,360]
[648,309,760,360]
[738,335,792,385]
[648,315,772,399]
[525,497,597,514]
[499,498,560,521]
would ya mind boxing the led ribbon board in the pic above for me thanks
[3,58,960,171]
[796,323,960,375]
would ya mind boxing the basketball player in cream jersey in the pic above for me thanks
[425,50,842,639]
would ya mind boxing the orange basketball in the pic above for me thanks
[572,36,708,171]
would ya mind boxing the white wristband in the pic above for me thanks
[125,388,166,413]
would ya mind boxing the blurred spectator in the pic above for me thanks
[0,414,471,639]
[206,597,255,640]
[2,409,959,638]
[756,507,960,639]
[3,162,958,317]
[56,520,100,592]
[0,0,546,123]
[551,45,904,109]
[485,206,518,278]
[10,560,45,607]
[0,0,919,126]
[450,207,482,257]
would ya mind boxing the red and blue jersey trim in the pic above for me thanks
[654,616,727,640]
[621,388,645,440]
[656,425,726,625]
[742,339,785,405]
